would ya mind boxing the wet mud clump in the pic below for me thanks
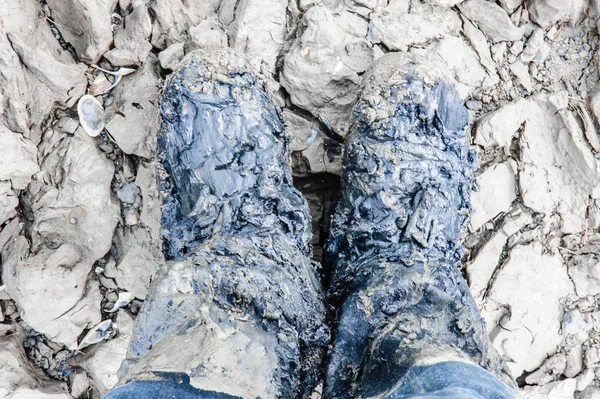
[323,57,515,398]
[116,50,328,399]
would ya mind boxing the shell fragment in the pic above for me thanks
[77,95,105,137]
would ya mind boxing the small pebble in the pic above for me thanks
[124,209,139,226]
[465,100,483,111]
[510,41,524,55]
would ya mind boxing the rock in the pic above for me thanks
[281,6,373,137]
[158,42,185,71]
[416,36,490,99]
[567,253,600,296]
[114,228,162,299]
[564,345,584,378]
[475,97,528,147]
[116,183,139,204]
[524,353,566,385]
[467,212,531,304]
[471,162,516,231]
[562,308,592,336]
[519,93,600,233]
[104,259,118,279]
[520,28,550,63]
[148,0,219,49]
[368,1,461,52]
[481,242,575,377]
[491,42,507,63]
[527,0,584,28]
[521,378,577,398]
[0,0,88,141]
[227,0,287,73]
[2,126,119,346]
[6,33,87,107]
[461,16,499,82]
[466,100,483,111]
[135,161,162,239]
[46,0,115,63]
[577,368,595,391]
[585,346,600,367]
[104,0,152,66]
[458,0,524,43]
[510,61,533,92]
[105,56,160,159]
[510,41,524,55]
[69,372,90,398]
[284,109,322,154]
[467,230,507,303]
[475,92,600,233]
[74,311,134,396]
[298,134,343,176]
[0,125,38,190]
[186,17,228,52]
[580,386,600,399]
[124,209,139,226]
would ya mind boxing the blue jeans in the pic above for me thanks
[105,361,518,399]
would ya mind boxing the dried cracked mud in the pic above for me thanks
[2,0,600,398]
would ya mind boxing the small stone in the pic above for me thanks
[510,40,524,55]
[579,386,600,399]
[577,368,595,391]
[509,61,533,92]
[158,42,185,71]
[458,0,524,43]
[124,209,139,226]
[470,162,516,231]
[106,291,118,302]
[585,347,600,367]
[466,100,483,111]
[104,260,118,279]
[70,372,91,398]
[99,276,118,290]
[116,183,139,204]
[491,42,507,63]
[565,345,584,378]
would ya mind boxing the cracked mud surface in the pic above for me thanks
[2,0,600,398]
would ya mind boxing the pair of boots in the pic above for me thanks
[105,49,518,399]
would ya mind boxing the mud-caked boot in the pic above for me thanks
[323,54,518,399]
[106,49,328,399]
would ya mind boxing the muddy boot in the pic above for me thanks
[323,55,518,399]
[106,49,328,399]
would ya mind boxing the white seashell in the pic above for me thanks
[89,73,112,96]
[107,292,135,313]
[77,95,105,137]
[77,319,113,350]
[91,65,137,76]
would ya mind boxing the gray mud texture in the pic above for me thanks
[119,50,328,399]
[2,0,600,398]
[323,58,512,398]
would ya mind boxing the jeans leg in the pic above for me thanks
[386,362,518,399]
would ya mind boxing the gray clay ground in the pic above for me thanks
[1,0,600,398]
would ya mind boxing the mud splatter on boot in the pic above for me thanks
[323,55,516,398]
[116,49,328,399]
